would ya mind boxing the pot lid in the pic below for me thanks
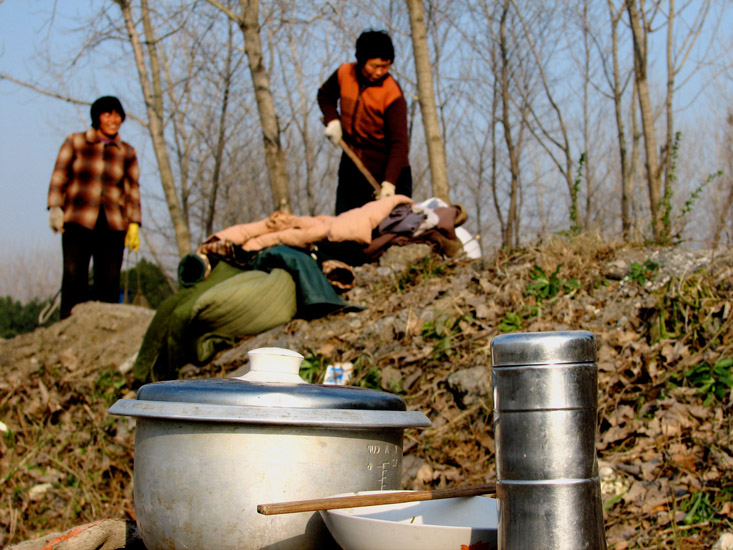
[491,331,596,367]
[109,347,430,429]
[133,378,407,411]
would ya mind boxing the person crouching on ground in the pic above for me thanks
[317,29,412,215]
[47,95,142,319]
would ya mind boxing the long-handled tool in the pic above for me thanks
[322,116,382,195]
[257,483,496,515]
[337,139,382,195]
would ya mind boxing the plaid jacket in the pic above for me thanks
[48,129,141,231]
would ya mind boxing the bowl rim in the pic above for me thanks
[320,490,498,532]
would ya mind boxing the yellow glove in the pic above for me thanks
[125,223,140,252]
[377,181,396,200]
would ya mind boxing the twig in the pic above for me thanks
[425,403,482,436]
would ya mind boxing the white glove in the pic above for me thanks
[324,119,342,146]
[49,206,64,233]
[377,181,396,200]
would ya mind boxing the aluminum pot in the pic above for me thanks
[109,347,429,550]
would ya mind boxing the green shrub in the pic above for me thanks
[120,258,174,309]
[0,296,59,338]
[675,358,733,406]
[628,259,659,284]
[525,264,580,303]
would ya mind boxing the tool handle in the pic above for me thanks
[338,139,382,193]
[320,116,381,194]
[257,483,496,515]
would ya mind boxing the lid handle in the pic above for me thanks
[235,347,306,384]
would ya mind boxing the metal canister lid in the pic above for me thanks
[491,330,597,367]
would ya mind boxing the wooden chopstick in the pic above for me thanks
[257,483,496,515]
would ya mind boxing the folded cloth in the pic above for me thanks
[208,195,413,252]
[133,261,244,382]
[375,203,426,235]
[250,245,361,319]
[363,205,465,260]
[191,268,297,362]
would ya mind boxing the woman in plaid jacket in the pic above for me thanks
[47,96,142,319]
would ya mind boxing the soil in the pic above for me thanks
[1,235,732,549]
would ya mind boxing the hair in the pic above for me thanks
[90,96,126,129]
[355,30,395,65]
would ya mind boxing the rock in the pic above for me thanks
[713,533,733,550]
[445,365,492,409]
[605,259,629,280]
[378,243,433,271]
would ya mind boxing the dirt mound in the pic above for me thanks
[1,236,731,549]
[1,302,154,379]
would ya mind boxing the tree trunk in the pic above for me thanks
[626,0,663,242]
[405,0,450,203]
[116,0,192,258]
[207,20,235,235]
[582,0,592,230]
[662,0,676,239]
[712,113,733,248]
[712,176,733,249]
[490,71,506,243]
[511,0,576,233]
[607,1,632,239]
[499,0,519,249]
[238,0,291,213]
[285,25,316,215]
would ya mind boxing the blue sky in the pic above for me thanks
[0,1,153,260]
[1,2,98,257]
[1,0,730,293]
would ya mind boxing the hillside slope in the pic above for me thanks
[1,235,731,549]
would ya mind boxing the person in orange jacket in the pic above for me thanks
[318,30,412,215]
[47,96,141,319]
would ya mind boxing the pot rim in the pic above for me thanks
[109,399,431,429]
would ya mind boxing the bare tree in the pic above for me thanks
[204,18,240,235]
[511,0,578,233]
[5,0,731,261]
[711,112,733,248]
[115,0,192,257]
[604,0,636,238]
[405,0,450,202]
[207,0,292,213]
[0,244,61,304]
[499,0,522,248]
[626,0,715,243]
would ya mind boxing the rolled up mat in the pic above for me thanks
[178,253,211,287]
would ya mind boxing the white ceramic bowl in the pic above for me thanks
[320,491,498,550]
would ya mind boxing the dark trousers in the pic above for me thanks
[335,153,412,215]
[60,211,126,319]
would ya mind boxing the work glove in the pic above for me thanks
[377,181,396,200]
[125,222,140,253]
[49,206,64,234]
[324,119,342,146]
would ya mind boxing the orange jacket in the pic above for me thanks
[318,63,409,184]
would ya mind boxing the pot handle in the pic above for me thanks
[236,347,306,384]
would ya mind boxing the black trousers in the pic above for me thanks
[60,211,126,319]
[335,153,412,215]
